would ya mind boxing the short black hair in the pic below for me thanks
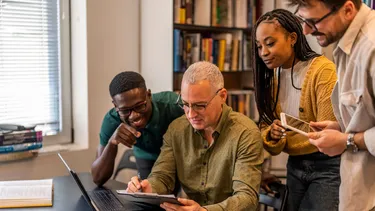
[109,71,146,97]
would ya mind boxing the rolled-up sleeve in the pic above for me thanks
[262,126,286,156]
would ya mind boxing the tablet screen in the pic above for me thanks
[284,114,312,133]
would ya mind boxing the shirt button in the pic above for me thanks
[203,162,207,165]
[204,145,208,149]
[299,107,304,112]
[201,182,204,186]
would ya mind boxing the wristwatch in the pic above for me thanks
[346,133,359,153]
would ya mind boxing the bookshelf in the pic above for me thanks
[139,0,265,121]
[172,0,259,91]
[171,0,260,121]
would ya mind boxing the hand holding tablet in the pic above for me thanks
[280,113,316,136]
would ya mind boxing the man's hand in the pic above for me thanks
[269,119,286,140]
[126,176,152,193]
[160,198,206,211]
[261,172,281,193]
[110,123,141,148]
[309,121,341,132]
[307,129,347,156]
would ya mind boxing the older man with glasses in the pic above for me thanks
[289,0,375,210]
[126,61,263,211]
[91,71,184,186]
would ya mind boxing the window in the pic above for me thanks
[0,0,71,144]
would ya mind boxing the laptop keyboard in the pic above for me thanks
[89,189,124,211]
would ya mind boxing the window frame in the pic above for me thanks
[41,0,72,146]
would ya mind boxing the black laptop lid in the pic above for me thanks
[58,153,97,211]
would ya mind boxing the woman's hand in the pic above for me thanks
[269,119,286,140]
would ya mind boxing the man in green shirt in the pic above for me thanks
[127,62,263,211]
[91,71,184,186]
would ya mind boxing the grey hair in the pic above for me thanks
[182,61,224,91]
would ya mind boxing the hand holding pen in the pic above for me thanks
[137,172,143,192]
[126,173,153,193]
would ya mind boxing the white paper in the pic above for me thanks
[0,179,52,200]
[116,190,176,198]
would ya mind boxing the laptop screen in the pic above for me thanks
[58,153,98,211]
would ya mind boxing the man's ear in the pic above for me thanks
[147,89,152,100]
[219,88,228,103]
[112,100,118,110]
[343,1,357,21]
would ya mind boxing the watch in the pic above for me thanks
[346,133,359,153]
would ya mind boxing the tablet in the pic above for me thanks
[280,112,312,136]
[116,190,183,206]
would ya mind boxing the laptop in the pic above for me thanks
[58,153,125,211]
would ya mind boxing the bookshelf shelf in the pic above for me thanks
[174,23,251,33]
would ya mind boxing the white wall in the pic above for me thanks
[0,0,140,181]
[140,0,174,92]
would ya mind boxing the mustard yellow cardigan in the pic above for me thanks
[262,55,337,156]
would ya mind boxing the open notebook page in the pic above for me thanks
[0,179,53,208]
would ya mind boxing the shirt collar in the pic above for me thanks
[336,3,371,55]
[194,103,232,137]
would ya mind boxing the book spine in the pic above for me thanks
[173,29,181,72]
[0,136,43,146]
[2,130,42,140]
[185,0,193,24]
[0,131,43,146]
[0,142,43,154]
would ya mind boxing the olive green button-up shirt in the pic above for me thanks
[148,104,263,211]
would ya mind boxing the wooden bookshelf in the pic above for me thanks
[171,0,261,121]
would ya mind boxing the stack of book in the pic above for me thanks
[174,0,259,28]
[227,90,259,122]
[173,30,252,72]
[0,130,42,162]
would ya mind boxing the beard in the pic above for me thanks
[312,22,349,47]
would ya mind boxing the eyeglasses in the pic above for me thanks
[295,6,338,33]
[176,88,223,113]
[117,100,148,117]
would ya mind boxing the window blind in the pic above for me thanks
[0,0,61,134]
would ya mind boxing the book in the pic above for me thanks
[0,179,53,208]
[0,142,43,154]
[0,130,43,146]
[194,0,210,26]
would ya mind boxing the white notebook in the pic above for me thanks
[116,190,182,206]
[0,179,53,208]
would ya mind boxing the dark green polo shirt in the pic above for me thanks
[99,91,184,160]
